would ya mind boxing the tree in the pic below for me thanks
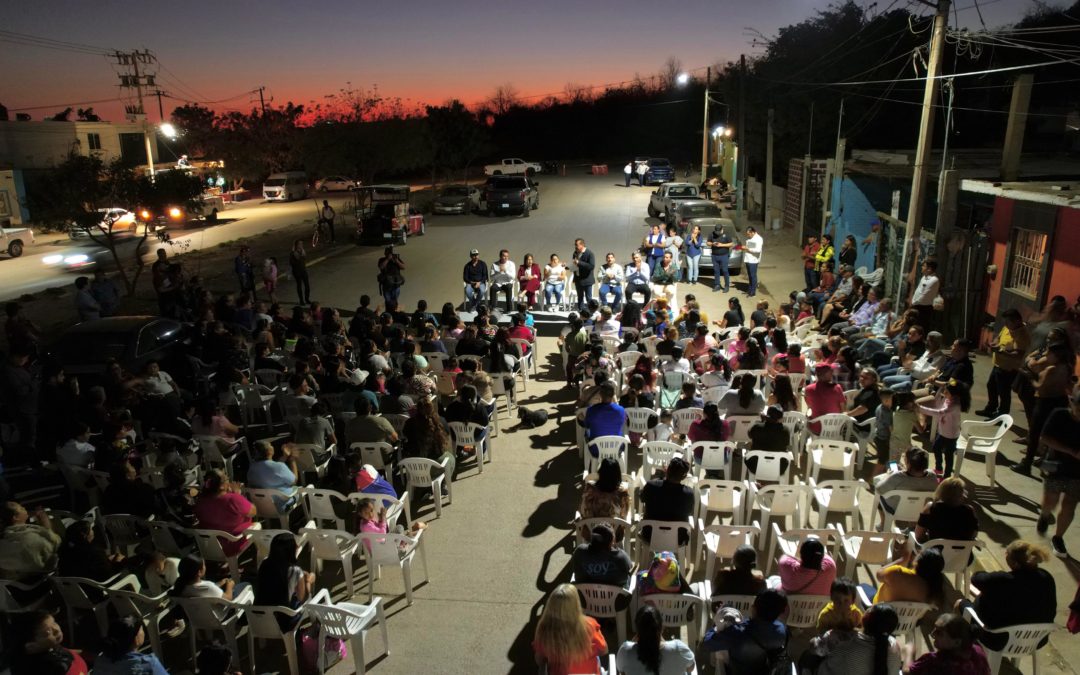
[487,83,520,115]
[49,107,72,122]
[423,100,491,186]
[76,107,101,122]
[659,57,683,90]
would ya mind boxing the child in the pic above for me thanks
[674,381,704,410]
[871,389,894,477]
[262,257,278,304]
[444,356,463,376]
[515,302,535,329]
[645,410,674,443]
[917,381,970,477]
[817,577,863,633]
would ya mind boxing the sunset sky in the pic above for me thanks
[1,0,1037,122]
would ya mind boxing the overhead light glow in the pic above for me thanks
[676,73,690,86]
[160,123,178,139]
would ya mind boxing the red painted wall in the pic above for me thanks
[1048,206,1080,304]
[984,197,1013,317]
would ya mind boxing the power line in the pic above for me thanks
[754,56,1080,87]
[0,29,113,56]
[7,96,129,112]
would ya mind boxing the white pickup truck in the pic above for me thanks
[483,158,542,176]
[0,226,34,258]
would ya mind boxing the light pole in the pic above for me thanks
[701,66,710,184]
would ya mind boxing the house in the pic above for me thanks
[0,119,160,171]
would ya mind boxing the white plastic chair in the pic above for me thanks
[639,440,685,482]
[879,490,934,532]
[810,478,869,529]
[301,527,363,597]
[299,487,353,530]
[700,522,761,582]
[399,457,452,519]
[148,520,192,558]
[101,513,150,556]
[617,351,643,370]
[743,450,795,484]
[356,529,429,606]
[172,594,250,668]
[806,439,857,480]
[955,414,1013,487]
[808,413,854,443]
[724,415,761,447]
[422,352,448,373]
[750,484,811,568]
[448,421,491,473]
[575,516,633,547]
[641,593,705,643]
[785,594,831,629]
[108,587,173,657]
[963,606,1056,675]
[246,604,304,675]
[852,417,877,470]
[195,435,242,479]
[696,479,750,527]
[855,585,933,655]
[921,537,987,595]
[291,443,334,479]
[586,435,630,475]
[52,574,139,640]
[244,487,299,530]
[839,528,897,578]
[383,413,409,438]
[350,441,395,483]
[672,407,704,437]
[625,407,659,440]
[306,592,390,675]
[692,441,736,481]
[510,338,537,376]
[190,527,253,581]
[576,582,634,645]
[58,464,110,507]
[633,519,693,568]
[701,385,729,406]
[781,411,808,458]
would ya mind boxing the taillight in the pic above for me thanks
[520,190,527,199]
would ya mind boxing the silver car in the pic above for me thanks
[696,217,745,277]
[433,185,481,215]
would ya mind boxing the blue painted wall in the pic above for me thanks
[827,176,880,271]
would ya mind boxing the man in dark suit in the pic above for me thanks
[573,238,595,313]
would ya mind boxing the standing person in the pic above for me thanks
[685,225,704,284]
[624,251,652,306]
[598,253,625,311]
[743,226,763,298]
[1034,385,1080,558]
[917,380,970,478]
[289,240,310,305]
[90,270,120,317]
[517,253,542,309]
[1014,343,1073,476]
[234,245,255,296]
[623,160,633,187]
[319,199,336,244]
[462,248,488,312]
[815,233,836,280]
[377,246,405,306]
[643,223,666,271]
[802,235,822,291]
[262,257,279,304]
[532,583,607,675]
[573,238,596,312]
[636,160,649,187]
[151,248,172,314]
[909,259,940,334]
[976,309,1029,418]
[838,234,858,269]
[708,223,734,292]
[74,277,101,322]
[664,225,684,270]
[490,249,517,312]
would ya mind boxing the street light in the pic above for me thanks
[676,72,690,86]
[159,122,178,139]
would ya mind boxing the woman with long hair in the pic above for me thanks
[713,297,745,333]
[616,604,696,675]
[688,402,730,462]
[191,469,256,558]
[632,353,658,389]
[814,603,901,675]
[518,253,542,308]
[93,615,169,675]
[402,396,456,480]
[769,373,799,412]
[769,327,789,357]
[572,522,632,587]
[873,547,946,607]
[580,457,630,520]
[736,337,766,371]
[532,583,607,675]
[255,533,316,629]
[718,373,767,416]
[620,300,643,331]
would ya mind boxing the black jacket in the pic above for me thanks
[575,249,596,286]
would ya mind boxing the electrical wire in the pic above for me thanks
[0,30,113,56]
[7,97,129,112]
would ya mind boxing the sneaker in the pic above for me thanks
[1010,463,1032,476]
[1037,512,1053,535]
[1051,536,1068,558]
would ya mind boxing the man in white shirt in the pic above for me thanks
[909,259,940,332]
[881,331,946,392]
[623,161,633,187]
[743,226,764,297]
[57,422,95,468]
[592,306,621,337]
[489,249,517,312]
[636,161,649,187]
[142,361,178,397]
[623,252,651,306]
[598,252,625,310]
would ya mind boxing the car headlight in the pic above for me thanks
[64,254,89,264]
[43,254,63,265]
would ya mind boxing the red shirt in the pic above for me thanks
[803,242,821,270]
[533,617,607,675]
[804,381,845,432]
[193,492,255,556]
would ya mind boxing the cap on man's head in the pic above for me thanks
[469,248,479,256]
[765,404,784,420]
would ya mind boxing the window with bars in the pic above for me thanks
[1005,228,1047,298]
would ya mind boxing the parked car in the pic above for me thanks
[433,185,482,215]
[647,183,699,220]
[670,199,723,235]
[315,176,360,192]
[354,185,425,244]
[636,157,675,184]
[69,208,138,240]
[698,217,745,277]
[483,175,539,217]
[0,225,34,258]
[483,158,543,176]
[263,172,308,201]
[49,316,190,378]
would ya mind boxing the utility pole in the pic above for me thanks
[764,108,774,231]
[900,0,951,309]
[735,54,747,229]
[700,66,711,184]
[114,49,158,177]
[154,89,165,120]
[1000,74,1033,181]
[257,86,267,115]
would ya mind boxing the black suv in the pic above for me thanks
[483,175,540,217]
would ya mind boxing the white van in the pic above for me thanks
[263,172,308,201]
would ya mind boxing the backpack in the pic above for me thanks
[748,628,793,675]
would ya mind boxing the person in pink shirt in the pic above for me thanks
[507,313,535,355]
[917,380,970,477]
[777,538,836,596]
[805,362,846,433]
[192,469,257,557]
